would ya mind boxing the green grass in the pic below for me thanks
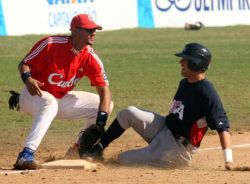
[0,26,250,145]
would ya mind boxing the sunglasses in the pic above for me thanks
[77,28,96,34]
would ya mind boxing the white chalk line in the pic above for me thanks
[0,170,36,175]
[199,143,250,151]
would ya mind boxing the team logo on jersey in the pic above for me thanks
[48,73,80,88]
[102,72,108,80]
[169,100,184,120]
[218,121,224,126]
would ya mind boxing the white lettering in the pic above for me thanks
[48,73,63,85]
[169,100,184,120]
[48,73,79,88]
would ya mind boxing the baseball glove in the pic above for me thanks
[8,90,20,110]
[78,124,104,158]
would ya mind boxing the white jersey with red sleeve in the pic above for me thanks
[22,35,109,99]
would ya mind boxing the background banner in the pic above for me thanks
[0,0,6,35]
[0,0,249,36]
[152,0,250,27]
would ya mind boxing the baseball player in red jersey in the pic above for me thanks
[11,14,113,170]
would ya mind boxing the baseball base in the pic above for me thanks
[41,159,96,170]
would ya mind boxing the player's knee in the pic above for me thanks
[117,106,139,128]
[121,106,139,117]
[118,106,136,119]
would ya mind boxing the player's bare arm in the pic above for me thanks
[25,78,44,97]
[96,86,112,114]
[18,61,44,97]
[218,131,233,169]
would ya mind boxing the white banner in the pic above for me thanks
[0,0,250,36]
[1,0,137,36]
[152,0,250,27]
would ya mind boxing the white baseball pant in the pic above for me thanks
[116,106,197,167]
[19,88,113,151]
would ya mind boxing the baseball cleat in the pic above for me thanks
[14,147,40,170]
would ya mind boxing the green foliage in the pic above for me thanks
[0,26,250,146]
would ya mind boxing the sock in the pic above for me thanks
[23,147,34,154]
[100,118,125,149]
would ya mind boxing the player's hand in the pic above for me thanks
[225,161,234,171]
[25,77,44,96]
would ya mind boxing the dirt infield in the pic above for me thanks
[1,131,250,184]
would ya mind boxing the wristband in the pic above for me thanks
[21,71,31,83]
[96,111,108,127]
[223,148,233,162]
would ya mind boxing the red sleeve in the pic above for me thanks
[23,36,51,73]
[84,48,109,86]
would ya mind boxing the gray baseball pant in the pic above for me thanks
[116,106,197,167]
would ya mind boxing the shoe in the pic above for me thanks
[14,147,39,170]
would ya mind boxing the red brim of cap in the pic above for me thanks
[78,23,103,30]
[70,24,102,30]
[86,24,103,30]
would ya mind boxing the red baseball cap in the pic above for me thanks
[70,14,102,30]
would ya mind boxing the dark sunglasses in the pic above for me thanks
[78,28,96,34]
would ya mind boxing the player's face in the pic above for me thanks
[180,58,205,82]
[76,28,96,45]
[179,58,193,77]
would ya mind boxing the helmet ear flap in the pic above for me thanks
[187,58,209,71]
[187,59,200,71]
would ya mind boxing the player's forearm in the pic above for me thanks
[18,61,33,84]
[219,131,233,163]
[96,86,112,113]
[219,131,231,149]
[95,86,112,127]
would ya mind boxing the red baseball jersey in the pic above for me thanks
[23,36,109,98]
